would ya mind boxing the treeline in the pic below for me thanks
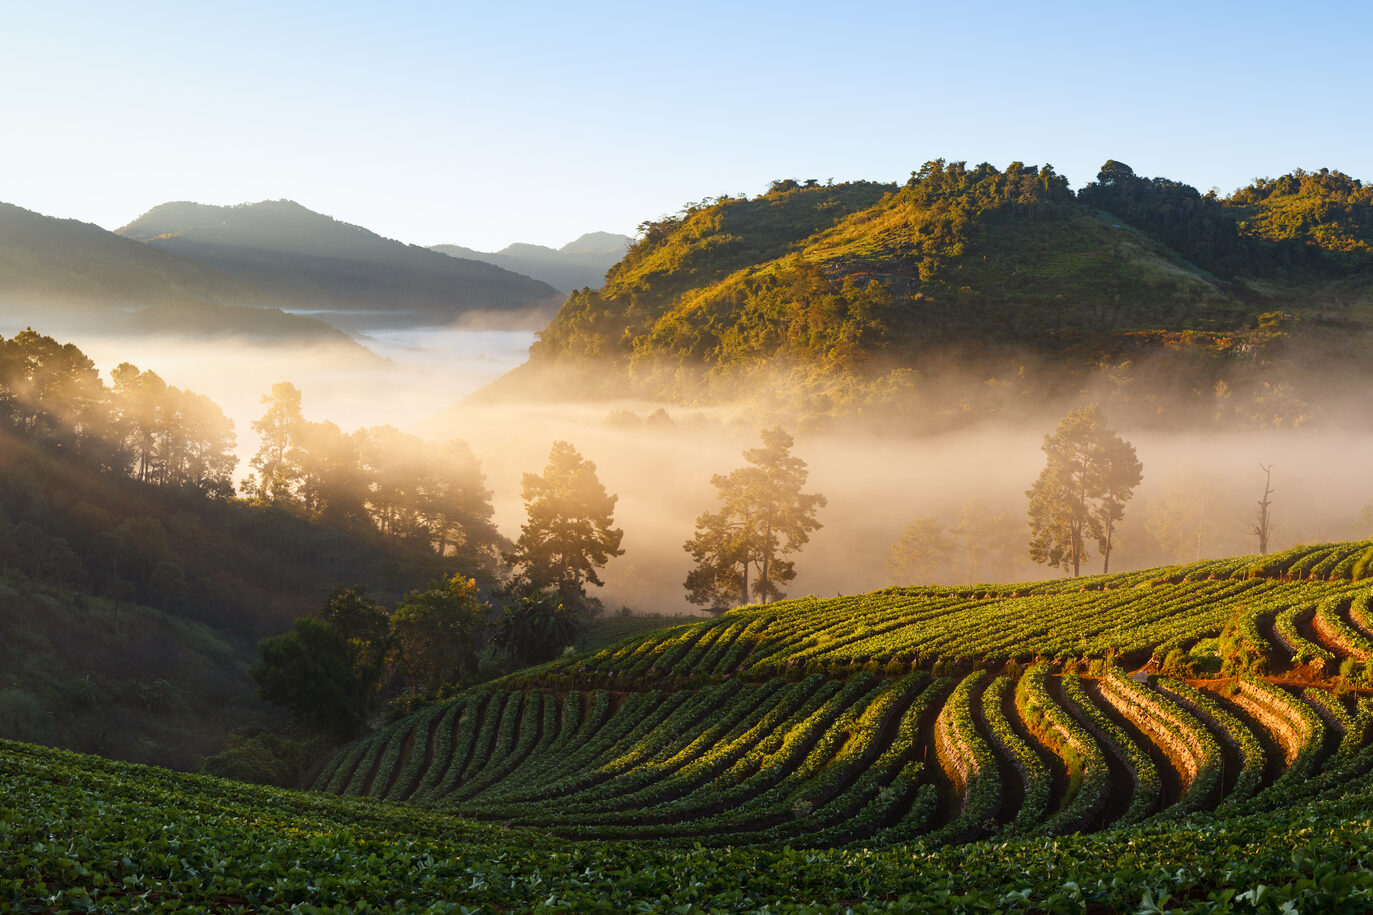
[238,382,502,564]
[0,329,236,495]
[0,329,482,639]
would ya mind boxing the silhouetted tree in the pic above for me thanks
[242,381,305,506]
[1027,404,1142,576]
[506,441,624,613]
[492,588,584,666]
[389,575,485,697]
[684,427,826,607]
[252,618,370,740]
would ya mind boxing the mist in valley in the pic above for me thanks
[21,317,1371,617]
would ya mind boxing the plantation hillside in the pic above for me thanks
[14,542,1373,911]
[504,162,1373,429]
[11,736,1373,913]
[317,540,1373,850]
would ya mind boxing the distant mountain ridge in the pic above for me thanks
[0,201,364,347]
[117,200,564,329]
[431,231,630,292]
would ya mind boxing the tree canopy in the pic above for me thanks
[241,383,500,564]
[1027,404,1143,576]
[684,427,825,607]
[506,441,624,612]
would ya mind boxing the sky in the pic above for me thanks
[3,0,1371,251]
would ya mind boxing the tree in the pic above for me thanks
[1144,470,1241,564]
[1248,463,1274,555]
[684,427,826,607]
[491,588,584,666]
[1027,404,1142,576]
[318,585,391,696]
[251,617,370,740]
[950,500,1023,583]
[242,382,306,506]
[506,441,624,612]
[389,575,485,697]
[887,517,952,585]
[252,586,392,738]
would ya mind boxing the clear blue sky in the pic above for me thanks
[3,0,1370,251]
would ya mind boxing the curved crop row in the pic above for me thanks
[980,675,1050,835]
[1059,671,1160,826]
[932,671,999,840]
[1272,603,1335,668]
[1014,666,1109,835]
[1098,667,1222,813]
[1312,595,1373,661]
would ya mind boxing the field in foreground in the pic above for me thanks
[11,542,1373,912]
[6,737,1373,913]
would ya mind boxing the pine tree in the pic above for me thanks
[506,441,624,612]
[684,427,825,607]
[1027,404,1142,576]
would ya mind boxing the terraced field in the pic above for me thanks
[316,540,1373,848]
[11,540,1373,912]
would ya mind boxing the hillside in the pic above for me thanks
[0,202,361,347]
[119,200,564,328]
[509,163,1373,428]
[11,545,1373,911]
[318,540,1373,848]
[0,329,508,769]
[431,231,631,292]
[0,580,268,770]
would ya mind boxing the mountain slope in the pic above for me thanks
[120,200,563,328]
[505,161,1373,426]
[430,231,631,292]
[0,202,359,346]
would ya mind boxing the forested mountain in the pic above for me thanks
[0,202,359,346]
[119,200,563,328]
[511,163,1373,429]
[431,231,631,292]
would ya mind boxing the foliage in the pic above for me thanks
[15,736,1373,913]
[318,585,392,695]
[521,160,1373,432]
[684,427,826,606]
[389,575,487,697]
[890,502,1024,585]
[251,617,372,740]
[242,384,501,562]
[505,440,624,612]
[492,587,586,667]
[887,517,951,584]
[1027,403,1143,576]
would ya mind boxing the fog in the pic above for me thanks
[22,323,1373,614]
[421,404,1373,611]
[63,326,535,473]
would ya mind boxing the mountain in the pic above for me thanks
[119,200,563,329]
[498,164,1373,429]
[0,202,362,346]
[430,231,631,292]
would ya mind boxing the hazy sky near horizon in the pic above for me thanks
[4,1,1370,251]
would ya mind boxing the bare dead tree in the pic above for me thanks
[1247,463,1274,555]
